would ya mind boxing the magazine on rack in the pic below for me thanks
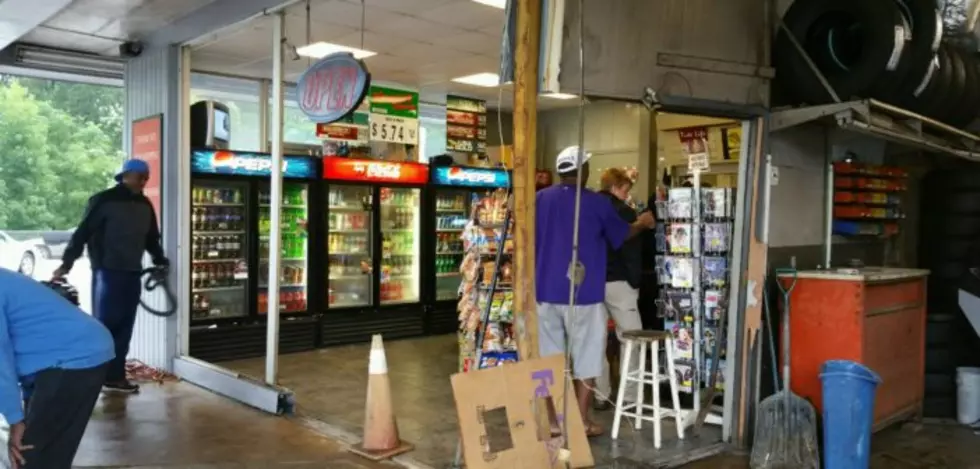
[675,362,695,393]
[668,256,695,288]
[702,256,728,287]
[703,223,731,252]
[669,223,693,254]
[704,358,726,391]
[668,188,693,218]
[655,224,667,253]
[662,289,694,320]
[704,289,725,324]
[702,188,733,218]
[669,320,695,360]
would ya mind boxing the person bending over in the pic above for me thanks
[535,146,655,437]
[0,267,114,468]
[595,167,647,407]
[54,159,169,393]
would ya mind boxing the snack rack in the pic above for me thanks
[654,179,735,427]
[457,188,517,372]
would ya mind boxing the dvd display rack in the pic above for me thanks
[457,189,517,372]
[654,181,735,426]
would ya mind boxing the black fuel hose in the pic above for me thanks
[140,266,177,317]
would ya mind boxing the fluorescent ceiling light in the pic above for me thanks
[543,93,578,100]
[471,0,506,8]
[296,42,376,59]
[452,72,501,87]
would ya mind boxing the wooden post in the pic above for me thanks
[513,0,541,361]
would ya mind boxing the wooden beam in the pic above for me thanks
[513,0,541,361]
[734,117,769,446]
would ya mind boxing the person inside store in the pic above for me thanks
[0,267,115,468]
[594,167,645,410]
[53,159,169,394]
[535,146,656,437]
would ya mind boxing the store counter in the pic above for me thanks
[779,267,929,432]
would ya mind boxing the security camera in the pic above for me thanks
[119,41,144,58]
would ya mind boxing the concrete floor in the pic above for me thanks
[222,334,724,469]
[3,381,393,469]
[682,422,980,468]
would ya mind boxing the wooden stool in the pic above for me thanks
[611,330,685,448]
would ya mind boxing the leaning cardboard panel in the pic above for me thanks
[451,354,594,469]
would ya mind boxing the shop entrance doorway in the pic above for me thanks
[172,1,769,466]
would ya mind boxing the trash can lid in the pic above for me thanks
[820,360,882,384]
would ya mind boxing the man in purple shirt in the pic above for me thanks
[535,146,655,436]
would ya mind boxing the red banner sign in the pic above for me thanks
[323,157,428,184]
[316,123,360,141]
[131,114,163,223]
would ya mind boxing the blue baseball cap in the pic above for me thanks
[115,159,150,182]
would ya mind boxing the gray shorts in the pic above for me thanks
[537,302,607,380]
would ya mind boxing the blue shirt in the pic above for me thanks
[535,184,630,305]
[0,268,114,424]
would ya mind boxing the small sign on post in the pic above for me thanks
[296,53,371,124]
[678,127,710,173]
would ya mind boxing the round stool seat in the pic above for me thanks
[622,330,671,342]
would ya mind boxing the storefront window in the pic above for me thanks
[190,73,262,152]
[419,104,447,162]
[273,85,321,146]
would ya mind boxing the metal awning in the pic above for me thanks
[771,99,980,162]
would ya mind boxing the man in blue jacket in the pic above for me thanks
[54,159,168,393]
[1,267,115,468]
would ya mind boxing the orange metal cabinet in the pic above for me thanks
[778,269,929,431]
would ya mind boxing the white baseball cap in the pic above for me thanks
[555,145,591,173]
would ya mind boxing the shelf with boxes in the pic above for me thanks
[831,162,908,237]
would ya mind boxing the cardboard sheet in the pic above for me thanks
[450,354,594,469]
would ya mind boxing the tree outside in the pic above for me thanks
[0,76,123,231]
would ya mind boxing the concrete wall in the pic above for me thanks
[124,46,182,372]
[767,125,897,270]
[559,0,772,106]
[536,101,653,196]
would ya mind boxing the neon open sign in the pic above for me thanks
[296,53,371,124]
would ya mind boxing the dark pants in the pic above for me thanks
[92,269,142,383]
[21,364,108,468]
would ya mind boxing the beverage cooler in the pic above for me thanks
[188,149,321,362]
[320,157,430,345]
[426,165,511,333]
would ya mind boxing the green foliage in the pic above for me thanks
[0,78,123,230]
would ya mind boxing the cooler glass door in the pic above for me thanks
[380,186,421,305]
[190,181,249,320]
[326,185,373,308]
[434,189,470,301]
[258,183,309,315]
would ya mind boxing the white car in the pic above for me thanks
[0,231,46,278]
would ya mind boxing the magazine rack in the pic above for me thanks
[653,173,735,428]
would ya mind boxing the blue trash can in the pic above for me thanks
[820,360,882,469]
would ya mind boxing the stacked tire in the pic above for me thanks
[774,0,980,129]
[919,169,980,418]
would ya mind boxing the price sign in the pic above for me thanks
[369,114,419,144]
[368,85,419,145]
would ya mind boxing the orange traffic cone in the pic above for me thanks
[349,334,414,461]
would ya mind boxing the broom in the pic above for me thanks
[749,268,820,469]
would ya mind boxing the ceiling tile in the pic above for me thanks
[441,31,500,55]
[420,1,504,31]
[354,0,456,15]
[42,10,117,36]
[289,0,403,28]
[371,14,464,42]
[95,0,219,37]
